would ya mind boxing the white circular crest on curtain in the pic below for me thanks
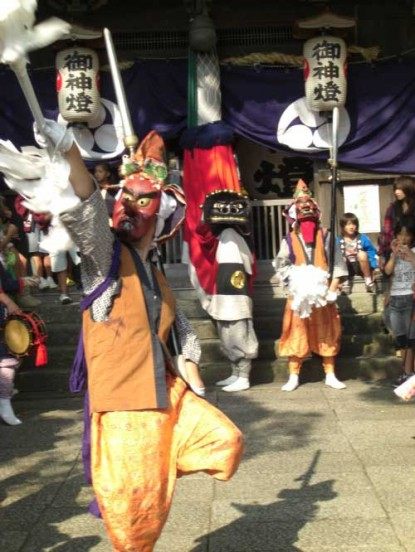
[276,97,350,152]
[58,98,125,160]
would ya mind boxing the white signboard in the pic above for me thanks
[343,184,380,234]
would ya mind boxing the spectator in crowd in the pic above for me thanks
[383,221,415,386]
[49,242,81,305]
[2,196,29,279]
[93,162,119,219]
[378,175,415,267]
[337,212,378,294]
[0,285,23,425]
[46,221,81,305]
[0,198,40,308]
[0,199,20,278]
[14,196,57,292]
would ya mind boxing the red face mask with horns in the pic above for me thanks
[285,179,321,246]
[112,174,161,243]
[294,194,320,245]
[111,131,186,244]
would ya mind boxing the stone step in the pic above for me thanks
[38,312,390,351]
[30,302,81,325]
[34,329,396,364]
[30,295,386,330]
[201,355,403,386]
[191,312,387,340]
[173,288,384,317]
[16,354,403,393]
[199,333,395,363]
[164,261,386,288]
[25,332,398,369]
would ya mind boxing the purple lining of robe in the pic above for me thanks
[69,239,121,519]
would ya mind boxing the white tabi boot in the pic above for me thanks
[281,374,299,392]
[222,359,251,392]
[216,363,238,387]
[325,373,346,390]
[216,374,238,387]
[0,398,22,425]
[223,376,250,392]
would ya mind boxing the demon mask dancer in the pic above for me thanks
[202,190,251,234]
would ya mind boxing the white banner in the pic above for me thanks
[343,184,380,233]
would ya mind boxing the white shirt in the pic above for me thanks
[390,247,415,296]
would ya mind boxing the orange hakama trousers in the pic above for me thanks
[278,300,341,360]
[91,376,243,552]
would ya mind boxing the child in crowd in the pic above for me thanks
[14,196,56,295]
[0,282,24,425]
[93,162,119,219]
[384,222,415,385]
[337,212,378,294]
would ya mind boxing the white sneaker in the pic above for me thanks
[0,398,22,425]
[38,277,49,290]
[216,375,238,387]
[59,294,72,305]
[46,276,58,289]
[281,374,299,392]
[325,373,346,390]
[222,377,250,392]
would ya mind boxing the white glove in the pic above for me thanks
[34,119,74,154]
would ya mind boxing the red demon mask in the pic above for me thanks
[112,174,161,243]
[294,194,320,245]
[295,194,320,223]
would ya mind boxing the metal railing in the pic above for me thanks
[160,228,184,265]
[161,199,290,264]
[252,199,290,260]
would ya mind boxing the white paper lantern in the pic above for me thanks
[303,35,347,112]
[56,46,101,124]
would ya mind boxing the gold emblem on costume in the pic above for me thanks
[230,270,245,289]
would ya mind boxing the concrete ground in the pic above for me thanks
[1,378,415,552]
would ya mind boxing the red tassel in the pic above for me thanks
[34,342,48,367]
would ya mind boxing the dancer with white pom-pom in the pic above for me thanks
[275,179,348,392]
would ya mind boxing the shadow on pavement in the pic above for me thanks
[191,451,336,552]
[0,396,103,550]
[215,391,323,460]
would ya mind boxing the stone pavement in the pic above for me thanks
[1,378,415,552]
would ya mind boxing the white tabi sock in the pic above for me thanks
[281,374,299,392]
[325,373,346,390]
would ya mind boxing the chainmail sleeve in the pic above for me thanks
[60,188,120,321]
[175,305,201,364]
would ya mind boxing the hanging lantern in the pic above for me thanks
[303,35,347,112]
[56,46,101,124]
[189,11,217,52]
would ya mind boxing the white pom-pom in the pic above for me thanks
[288,264,330,318]
[39,217,75,254]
